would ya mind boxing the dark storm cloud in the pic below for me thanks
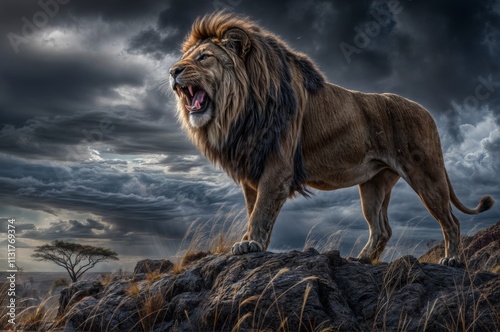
[0,48,145,127]
[126,0,227,58]
[63,0,166,21]
[0,0,166,33]
[127,28,173,60]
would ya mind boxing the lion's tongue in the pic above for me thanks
[191,90,206,111]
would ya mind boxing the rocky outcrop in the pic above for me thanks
[56,223,500,332]
[57,253,499,331]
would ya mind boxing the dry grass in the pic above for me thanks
[145,270,163,283]
[16,294,61,331]
[17,305,46,331]
[136,291,166,332]
[172,206,246,273]
[303,215,360,254]
[0,282,12,330]
[127,282,140,297]
[100,273,114,286]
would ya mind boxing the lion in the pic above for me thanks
[169,11,494,266]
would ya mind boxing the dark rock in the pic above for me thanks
[469,241,500,273]
[58,280,103,317]
[324,249,345,267]
[134,259,173,274]
[57,224,500,331]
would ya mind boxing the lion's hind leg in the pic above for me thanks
[358,169,400,263]
[408,169,462,267]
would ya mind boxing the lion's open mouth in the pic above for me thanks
[176,84,211,114]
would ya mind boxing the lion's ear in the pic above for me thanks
[222,28,250,58]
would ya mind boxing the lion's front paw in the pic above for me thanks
[439,256,463,267]
[231,240,264,255]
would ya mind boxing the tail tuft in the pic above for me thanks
[477,196,494,213]
[446,169,494,215]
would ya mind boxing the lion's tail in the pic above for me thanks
[446,169,494,214]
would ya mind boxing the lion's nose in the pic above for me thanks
[169,65,185,79]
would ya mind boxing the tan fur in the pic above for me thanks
[170,12,494,266]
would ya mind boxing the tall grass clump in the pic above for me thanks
[172,205,246,273]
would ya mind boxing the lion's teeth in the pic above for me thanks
[188,85,194,97]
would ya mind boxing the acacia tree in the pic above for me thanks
[32,240,119,282]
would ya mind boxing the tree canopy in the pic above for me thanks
[32,240,119,282]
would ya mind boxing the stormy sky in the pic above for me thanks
[0,0,499,272]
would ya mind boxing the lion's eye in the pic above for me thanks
[196,53,210,61]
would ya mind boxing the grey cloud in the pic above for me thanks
[127,27,178,60]
[63,0,167,22]
[0,156,244,243]
[159,155,213,173]
[22,218,111,240]
[483,130,500,162]
[0,0,166,34]
[0,49,146,127]
[126,0,224,58]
